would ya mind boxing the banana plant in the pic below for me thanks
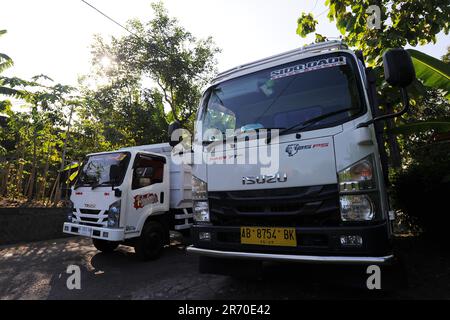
[0,30,24,99]
[389,49,450,135]
[407,49,450,100]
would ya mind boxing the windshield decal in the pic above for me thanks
[270,56,347,80]
[133,193,159,209]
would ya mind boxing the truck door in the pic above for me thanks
[125,153,167,235]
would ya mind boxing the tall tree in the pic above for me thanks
[88,2,220,129]
[296,1,449,168]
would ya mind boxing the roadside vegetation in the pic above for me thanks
[0,2,219,206]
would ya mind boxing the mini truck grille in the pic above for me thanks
[73,208,108,227]
[208,184,340,227]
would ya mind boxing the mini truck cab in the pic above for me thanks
[63,143,193,261]
[186,41,416,272]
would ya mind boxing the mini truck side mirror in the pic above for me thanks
[168,121,182,147]
[357,48,416,128]
[383,48,416,87]
[109,164,121,182]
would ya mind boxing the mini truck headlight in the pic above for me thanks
[108,200,121,228]
[67,200,75,222]
[338,155,377,222]
[192,176,207,200]
[338,156,375,192]
[340,195,374,221]
[192,176,210,223]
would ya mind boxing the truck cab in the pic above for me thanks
[186,41,416,272]
[63,143,193,260]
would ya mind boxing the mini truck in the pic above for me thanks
[63,143,193,261]
[185,40,417,273]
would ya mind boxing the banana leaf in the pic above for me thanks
[407,49,450,100]
[389,120,450,135]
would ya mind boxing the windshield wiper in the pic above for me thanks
[202,127,285,146]
[279,107,356,136]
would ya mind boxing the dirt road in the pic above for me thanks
[0,235,449,300]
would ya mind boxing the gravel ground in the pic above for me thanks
[0,234,449,300]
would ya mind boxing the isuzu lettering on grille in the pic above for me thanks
[242,173,288,185]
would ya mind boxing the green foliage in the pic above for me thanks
[407,49,450,99]
[392,143,450,235]
[1,3,219,204]
[389,120,450,135]
[296,13,318,38]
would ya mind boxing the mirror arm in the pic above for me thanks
[357,87,410,128]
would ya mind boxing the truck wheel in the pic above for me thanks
[135,221,165,261]
[92,239,119,253]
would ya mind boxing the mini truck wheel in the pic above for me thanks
[135,221,166,261]
[92,239,119,253]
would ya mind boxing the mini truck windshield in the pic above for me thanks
[201,52,365,138]
[76,152,130,188]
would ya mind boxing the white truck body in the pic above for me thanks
[187,41,413,269]
[63,143,192,250]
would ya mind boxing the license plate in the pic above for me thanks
[240,227,297,247]
[79,226,92,237]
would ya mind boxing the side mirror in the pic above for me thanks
[168,121,182,147]
[383,48,416,88]
[109,165,121,182]
[357,48,416,129]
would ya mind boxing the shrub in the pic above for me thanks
[392,142,450,236]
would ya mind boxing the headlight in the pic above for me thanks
[340,195,374,221]
[338,155,379,222]
[338,156,375,192]
[192,176,210,223]
[67,200,75,222]
[192,176,207,200]
[193,201,210,222]
[108,200,121,228]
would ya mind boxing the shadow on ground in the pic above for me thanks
[0,235,449,299]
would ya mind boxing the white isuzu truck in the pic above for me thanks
[184,40,416,273]
[63,143,193,261]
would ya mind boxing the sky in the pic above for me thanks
[1,0,449,89]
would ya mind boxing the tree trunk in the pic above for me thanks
[39,143,52,200]
[385,103,402,169]
[27,128,38,200]
[55,105,74,204]
[16,161,24,196]
[0,162,10,196]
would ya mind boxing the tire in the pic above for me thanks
[92,239,119,253]
[135,221,166,261]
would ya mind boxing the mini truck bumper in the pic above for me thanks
[63,222,125,242]
[188,222,394,265]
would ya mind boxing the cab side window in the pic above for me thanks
[132,155,165,190]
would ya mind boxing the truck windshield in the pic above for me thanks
[201,53,365,139]
[76,152,130,188]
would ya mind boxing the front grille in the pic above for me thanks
[76,209,107,226]
[209,184,340,227]
[79,209,101,214]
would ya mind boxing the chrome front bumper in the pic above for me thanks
[186,246,394,265]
